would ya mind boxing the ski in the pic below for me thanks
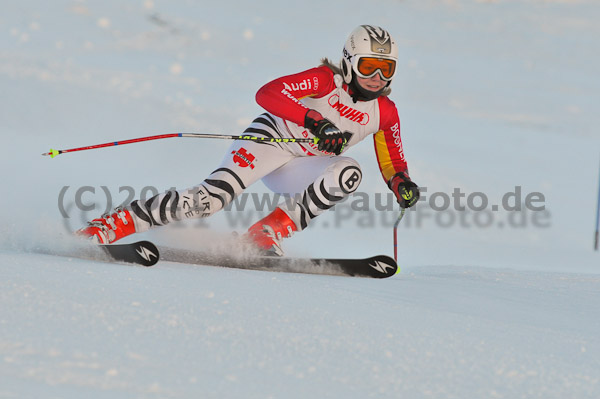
[158,246,398,278]
[100,240,160,267]
[94,241,397,278]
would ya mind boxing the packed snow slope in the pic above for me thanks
[2,252,599,399]
[1,0,600,398]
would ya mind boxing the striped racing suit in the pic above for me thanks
[128,65,411,233]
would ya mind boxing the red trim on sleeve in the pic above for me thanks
[255,66,335,127]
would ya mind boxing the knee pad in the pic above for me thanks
[324,158,362,195]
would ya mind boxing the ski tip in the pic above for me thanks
[131,241,160,266]
[365,255,398,278]
[101,240,160,267]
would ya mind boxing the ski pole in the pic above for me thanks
[42,133,317,158]
[393,208,407,263]
[595,155,600,251]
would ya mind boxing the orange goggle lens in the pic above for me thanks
[356,57,396,80]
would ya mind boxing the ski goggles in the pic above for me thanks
[353,56,397,81]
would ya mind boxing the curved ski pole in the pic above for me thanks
[393,208,407,263]
[42,133,317,158]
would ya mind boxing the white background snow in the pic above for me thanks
[1,0,599,398]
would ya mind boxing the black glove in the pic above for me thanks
[389,172,420,208]
[304,109,347,155]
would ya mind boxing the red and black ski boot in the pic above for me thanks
[76,207,137,244]
[245,207,297,256]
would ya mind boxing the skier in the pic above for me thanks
[77,25,420,256]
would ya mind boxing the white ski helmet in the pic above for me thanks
[341,25,399,85]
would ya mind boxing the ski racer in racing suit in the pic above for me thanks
[78,25,421,256]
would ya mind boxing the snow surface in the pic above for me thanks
[1,0,600,398]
